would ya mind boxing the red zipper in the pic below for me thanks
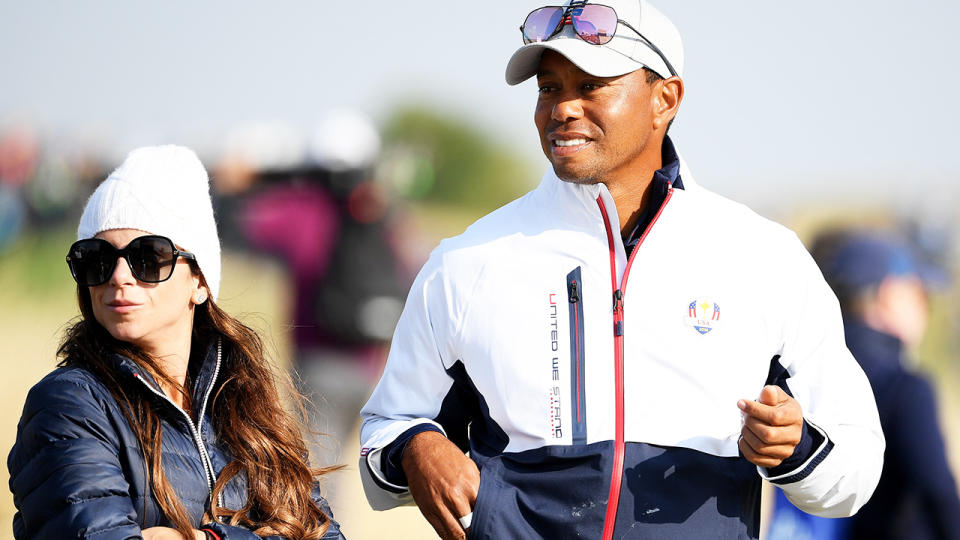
[575,299,582,422]
[597,187,674,540]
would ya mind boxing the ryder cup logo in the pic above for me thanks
[685,298,720,335]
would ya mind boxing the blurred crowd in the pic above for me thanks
[0,115,424,251]
[0,125,106,250]
[212,111,421,484]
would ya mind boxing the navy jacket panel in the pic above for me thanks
[616,443,760,539]
[465,441,759,540]
[8,345,344,540]
[468,442,613,539]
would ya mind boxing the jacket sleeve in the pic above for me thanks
[358,248,463,510]
[8,372,143,539]
[202,485,345,539]
[760,234,884,517]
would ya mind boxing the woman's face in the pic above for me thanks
[89,228,206,353]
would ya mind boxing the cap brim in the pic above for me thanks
[505,37,647,86]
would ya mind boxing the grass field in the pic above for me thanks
[2,220,958,539]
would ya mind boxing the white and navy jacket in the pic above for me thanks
[359,146,884,539]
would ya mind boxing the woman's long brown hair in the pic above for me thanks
[57,281,337,539]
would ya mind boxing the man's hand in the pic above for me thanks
[738,385,804,468]
[402,430,481,540]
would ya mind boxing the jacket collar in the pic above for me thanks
[529,138,694,282]
[535,136,696,207]
[621,136,684,249]
[533,135,695,236]
[654,135,683,191]
[109,338,223,418]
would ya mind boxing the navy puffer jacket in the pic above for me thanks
[8,340,344,539]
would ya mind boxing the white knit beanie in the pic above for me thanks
[77,145,222,300]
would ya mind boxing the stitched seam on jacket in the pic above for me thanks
[67,492,128,504]
[18,372,114,428]
[84,522,137,537]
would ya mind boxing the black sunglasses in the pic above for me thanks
[520,2,678,78]
[66,235,196,287]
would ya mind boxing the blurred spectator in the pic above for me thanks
[0,125,38,188]
[769,229,960,540]
[214,121,306,248]
[221,110,413,480]
[0,125,108,250]
[0,183,25,253]
[0,125,38,251]
[24,147,105,228]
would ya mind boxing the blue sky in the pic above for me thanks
[2,0,958,212]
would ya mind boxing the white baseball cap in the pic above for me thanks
[307,108,381,172]
[505,0,684,85]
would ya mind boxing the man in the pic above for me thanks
[359,1,884,538]
[769,231,960,540]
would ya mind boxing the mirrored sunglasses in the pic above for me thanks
[520,3,678,77]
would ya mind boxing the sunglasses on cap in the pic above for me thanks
[66,234,196,287]
[520,2,678,77]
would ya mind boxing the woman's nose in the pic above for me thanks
[108,255,137,286]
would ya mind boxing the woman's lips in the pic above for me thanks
[106,301,142,314]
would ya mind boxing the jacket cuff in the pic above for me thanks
[380,423,445,486]
[763,420,834,484]
[202,522,253,539]
[199,527,221,540]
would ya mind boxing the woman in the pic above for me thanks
[8,145,344,539]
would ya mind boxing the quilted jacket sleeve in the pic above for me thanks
[8,370,143,539]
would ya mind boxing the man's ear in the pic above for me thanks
[652,76,684,132]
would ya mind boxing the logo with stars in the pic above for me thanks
[684,298,721,335]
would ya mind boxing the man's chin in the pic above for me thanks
[552,164,599,185]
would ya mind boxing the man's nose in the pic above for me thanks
[551,94,584,123]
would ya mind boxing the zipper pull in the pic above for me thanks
[568,280,580,303]
[613,290,624,335]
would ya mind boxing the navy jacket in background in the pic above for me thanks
[8,342,344,539]
[845,322,960,540]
